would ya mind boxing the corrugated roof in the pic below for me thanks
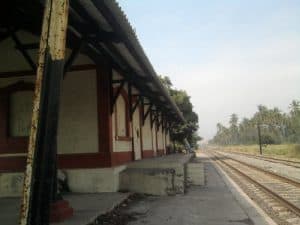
[97,0,185,122]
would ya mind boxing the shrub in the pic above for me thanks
[261,134,276,145]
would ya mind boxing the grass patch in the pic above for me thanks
[216,144,300,161]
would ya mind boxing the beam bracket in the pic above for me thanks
[11,32,37,71]
[111,79,126,112]
[64,37,86,75]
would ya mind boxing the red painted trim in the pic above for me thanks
[142,150,154,158]
[0,153,112,172]
[0,156,26,172]
[97,64,113,163]
[0,138,29,154]
[111,151,132,166]
[58,153,110,169]
[50,200,73,223]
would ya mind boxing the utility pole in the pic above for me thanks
[257,123,262,155]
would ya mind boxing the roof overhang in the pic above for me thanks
[0,0,185,123]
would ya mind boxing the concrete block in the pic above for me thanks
[0,172,24,197]
[187,162,205,185]
[119,168,175,195]
[66,166,126,193]
[126,154,193,194]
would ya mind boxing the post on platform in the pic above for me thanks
[20,1,69,225]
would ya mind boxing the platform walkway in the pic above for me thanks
[0,153,193,225]
[122,153,274,225]
[0,153,273,225]
[0,192,129,225]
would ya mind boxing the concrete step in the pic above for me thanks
[119,168,175,196]
[125,154,194,194]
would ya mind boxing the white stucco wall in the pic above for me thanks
[9,91,34,137]
[157,128,163,150]
[0,69,99,155]
[112,94,132,153]
[0,30,98,155]
[132,106,141,160]
[152,126,157,156]
[142,106,153,150]
[57,70,99,154]
[162,129,166,151]
[166,132,170,146]
[111,69,132,152]
[0,77,35,140]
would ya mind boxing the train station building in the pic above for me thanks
[0,0,184,194]
[0,0,185,224]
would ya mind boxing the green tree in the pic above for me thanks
[159,75,202,148]
[211,100,300,145]
[229,114,239,144]
[288,100,300,143]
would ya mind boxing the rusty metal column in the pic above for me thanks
[20,1,69,225]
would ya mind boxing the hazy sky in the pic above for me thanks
[118,0,300,140]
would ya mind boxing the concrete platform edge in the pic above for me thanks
[210,157,277,225]
[88,193,132,225]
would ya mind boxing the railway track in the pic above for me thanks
[210,151,300,225]
[219,151,300,169]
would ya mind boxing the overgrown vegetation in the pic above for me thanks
[159,75,202,149]
[210,100,300,146]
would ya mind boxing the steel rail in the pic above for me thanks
[211,152,300,218]
[219,150,300,169]
[215,151,300,188]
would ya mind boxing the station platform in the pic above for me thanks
[121,152,275,225]
[0,192,130,225]
[0,153,194,225]
[0,153,275,225]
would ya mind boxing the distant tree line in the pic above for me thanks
[159,75,202,149]
[210,100,300,146]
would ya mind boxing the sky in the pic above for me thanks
[118,0,300,141]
